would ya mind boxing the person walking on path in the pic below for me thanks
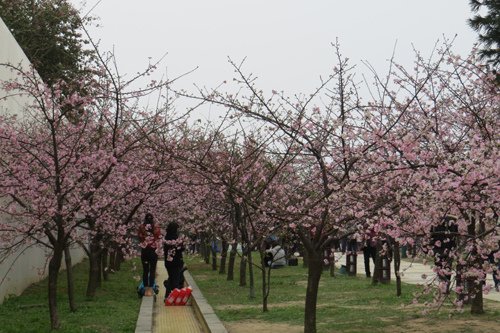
[430,214,458,288]
[164,221,185,301]
[484,207,500,291]
[361,224,377,278]
[138,213,162,296]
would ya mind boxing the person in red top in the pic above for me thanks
[138,213,161,295]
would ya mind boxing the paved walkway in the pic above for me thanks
[135,260,228,333]
[152,263,203,333]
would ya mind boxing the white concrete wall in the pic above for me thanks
[0,17,34,119]
[0,17,86,304]
[0,241,85,304]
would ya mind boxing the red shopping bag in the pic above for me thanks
[179,286,193,305]
[165,288,181,306]
[174,287,186,305]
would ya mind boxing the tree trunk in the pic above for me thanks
[86,242,101,297]
[64,246,77,312]
[248,250,255,298]
[304,251,322,333]
[102,248,110,281]
[202,235,210,264]
[470,246,485,314]
[109,246,115,272]
[113,249,123,271]
[109,243,123,272]
[393,242,402,297]
[329,248,335,277]
[227,221,238,281]
[239,255,247,287]
[48,243,64,329]
[227,243,237,281]
[371,241,381,285]
[262,263,269,312]
[97,250,102,288]
[302,250,309,268]
[219,240,228,275]
[471,283,484,314]
[211,241,218,271]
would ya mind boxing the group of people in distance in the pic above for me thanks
[138,213,185,301]
[429,207,500,292]
[485,207,500,291]
[138,206,500,302]
[138,213,291,304]
[341,222,379,278]
[345,207,500,288]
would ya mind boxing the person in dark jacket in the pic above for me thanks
[485,208,500,291]
[430,214,458,285]
[163,222,185,301]
[361,225,377,278]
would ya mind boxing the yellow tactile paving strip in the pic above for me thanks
[153,260,204,333]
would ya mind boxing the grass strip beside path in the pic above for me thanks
[3,254,500,332]
[0,258,142,333]
[184,254,500,333]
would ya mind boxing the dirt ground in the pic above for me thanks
[384,316,500,333]
[221,301,500,333]
[223,320,303,333]
[223,317,500,333]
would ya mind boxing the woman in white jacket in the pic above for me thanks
[266,239,286,268]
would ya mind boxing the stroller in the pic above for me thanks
[137,280,160,298]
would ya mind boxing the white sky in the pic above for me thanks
[72,0,480,115]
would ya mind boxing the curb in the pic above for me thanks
[135,270,228,333]
[135,295,154,333]
[184,270,228,333]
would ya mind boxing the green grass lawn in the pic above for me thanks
[0,258,142,333]
[2,254,500,333]
[184,254,500,333]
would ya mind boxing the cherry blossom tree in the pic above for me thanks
[0,43,181,328]
[0,0,98,121]
[0,63,119,328]
[370,46,500,314]
[174,41,500,330]
[175,46,405,333]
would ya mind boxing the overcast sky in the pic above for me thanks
[71,0,480,114]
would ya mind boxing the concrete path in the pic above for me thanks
[151,263,203,333]
[136,260,228,333]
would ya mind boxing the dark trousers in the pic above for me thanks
[342,239,358,253]
[362,246,376,277]
[433,248,453,281]
[165,263,184,298]
[141,248,158,287]
[488,251,500,287]
[347,239,358,253]
[264,252,273,267]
